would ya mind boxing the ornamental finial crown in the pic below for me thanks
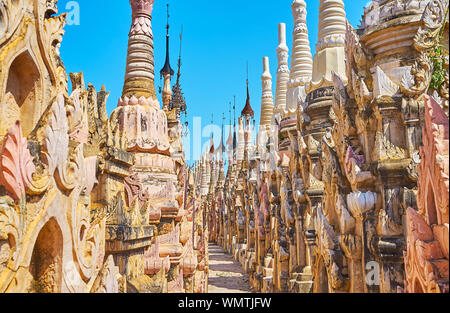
[130,0,155,16]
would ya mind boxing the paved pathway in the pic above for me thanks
[208,243,253,293]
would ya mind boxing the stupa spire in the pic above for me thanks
[160,3,174,110]
[170,26,187,117]
[274,23,290,117]
[260,57,274,128]
[310,0,347,89]
[123,0,157,99]
[216,113,226,162]
[286,0,313,115]
[233,97,237,163]
[316,0,346,51]
[116,0,170,155]
[226,102,234,164]
[200,156,209,196]
[241,63,254,119]
[160,3,174,78]
[237,117,245,162]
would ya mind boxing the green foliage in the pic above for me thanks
[429,10,449,91]
[429,42,447,90]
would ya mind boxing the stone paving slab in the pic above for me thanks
[208,243,253,293]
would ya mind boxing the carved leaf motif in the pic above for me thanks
[415,0,448,51]
[44,95,68,172]
[43,94,76,190]
[402,0,448,97]
[0,0,25,46]
[0,121,36,200]
[67,89,86,142]
[43,14,66,55]
[67,145,103,282]
[38,3,68,91]
[401,53,433,96]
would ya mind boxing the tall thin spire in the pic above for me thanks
[122,0,157,99]
[242,63,254,158]
[160,3,174,111]
[115,0,170,155]
[260,57,274,128]
[229,101,232,127]
[290,0,313,83]
[209,113,215,156]
[233,96,237,162]
[241,63,254,118]
[209,153,218,194]
[237,117,245,162]
[274,23,290,117]
[177,26,183,83]
[233,96,236,128]
[217,113,226,162]
[226,102,234,163]
[286,0,313,114]
[160,3,174,78]
[170,26,187,114]
[247,61,249,86]
[200,155,209,196]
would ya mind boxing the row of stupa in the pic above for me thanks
[198,0,347,178]
[195,0,449,294]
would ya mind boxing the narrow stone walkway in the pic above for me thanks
[208,243,253,293]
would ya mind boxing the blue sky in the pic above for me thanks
[58,0,368,162]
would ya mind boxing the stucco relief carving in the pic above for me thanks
[0,121,35,200]
[404,95,449,293]
[43,95,77,191]
[402,0,449,99]
[0,0,207,294]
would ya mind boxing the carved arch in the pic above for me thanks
[4,50,42,136]
[29,217,63,293]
